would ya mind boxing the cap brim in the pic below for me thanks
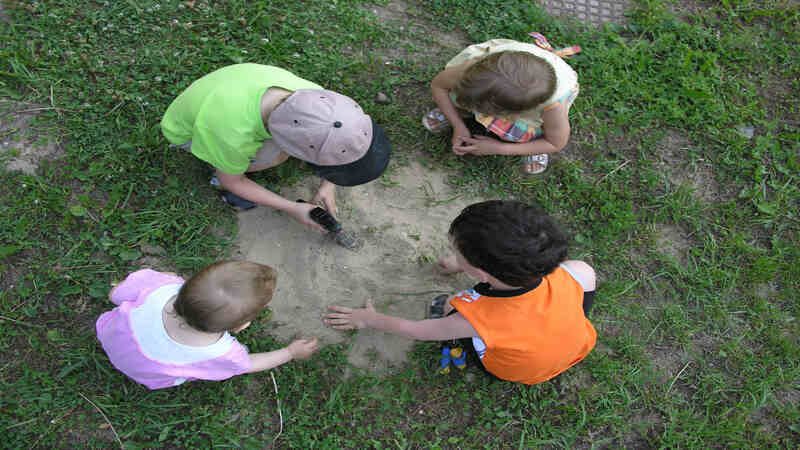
[307,119,391,187]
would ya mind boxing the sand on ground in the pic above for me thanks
[232,159,484,373]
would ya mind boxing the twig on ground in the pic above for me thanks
[78,392,123,449]
[120,183,135,210]
[0,315,42,328]
[0,107,62,118]
[496,420,521,438]
[595,159,631,185]
[50,84,59,117]
[270,372,283,448]
[108,101,125,116]
[667,361,692,394]
[5,418,36,430]
[645,321,663,343]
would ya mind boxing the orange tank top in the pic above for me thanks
[450,266,596,384]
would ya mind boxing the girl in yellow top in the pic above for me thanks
[424,38,580,174]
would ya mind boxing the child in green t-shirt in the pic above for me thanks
[161,63,391,231]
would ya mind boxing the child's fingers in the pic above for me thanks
[299,338,319,352]
[324,317,351,326]
[452,140,471,155]
[452,145,469,156]
[327,305,353,313]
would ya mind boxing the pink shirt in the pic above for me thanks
[95,270,252,390]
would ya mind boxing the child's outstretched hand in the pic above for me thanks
[288,338,319,360]
[324,299,376,330]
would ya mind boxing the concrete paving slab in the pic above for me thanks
[538,0,631,26]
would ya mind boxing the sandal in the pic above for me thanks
[211,176,257,210]
[422,108,451,133]
[220,190,257,210]
[428,294,449,319]
[521,154,549,175]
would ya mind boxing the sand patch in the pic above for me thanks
[654,130,727,203]
[233,159,484,372]
[0,100,64,175]
[366,0,469,63]
[649,343,693,389]
[655,224,692,265]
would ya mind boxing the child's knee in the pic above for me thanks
[562,260,596,292]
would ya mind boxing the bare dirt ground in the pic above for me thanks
[227,0,480,374]
[233,160,485,372]
[0,100,64,175]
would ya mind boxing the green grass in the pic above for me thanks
[1,0,798,447]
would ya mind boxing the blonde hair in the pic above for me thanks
[454,51,556,116]
[174,260,277,333]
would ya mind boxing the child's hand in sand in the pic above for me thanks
[324,300,376,330]
[437,254,462,275]
[288,338,319,360]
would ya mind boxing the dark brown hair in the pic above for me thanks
[449,201,568,287]
[454,51,557,116]
[173,260,277,332]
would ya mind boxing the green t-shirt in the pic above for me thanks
[160,64,322,174]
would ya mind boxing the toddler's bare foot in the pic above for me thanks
[437,254,462,275]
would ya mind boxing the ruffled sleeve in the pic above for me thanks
[109,270,185,305]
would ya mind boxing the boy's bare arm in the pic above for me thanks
[324,300,478,341]
[215,170,325,232]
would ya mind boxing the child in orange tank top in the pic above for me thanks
[324,201,597,384]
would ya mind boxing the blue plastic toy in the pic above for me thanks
[439,346,467,374]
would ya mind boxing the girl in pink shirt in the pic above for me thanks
[96,261,318,390]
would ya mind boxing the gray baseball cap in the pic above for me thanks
[268,89,391,186]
